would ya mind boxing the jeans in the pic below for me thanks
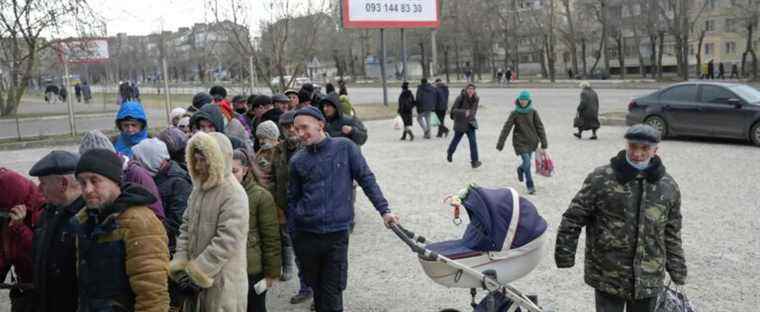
[247,274,268,312]
[417,111,431,134]
[518,152,534,190]
[293,231,350,312]
[447,127,479,162]
[595,290,655,312]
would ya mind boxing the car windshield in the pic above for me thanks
[729,85,760,103]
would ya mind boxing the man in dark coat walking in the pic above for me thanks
[398,82,416,141]
[29,151,83,312]
[434,78,450,138]
[574,81,601,139]
[415,78,437,139]
[707,59,715,79]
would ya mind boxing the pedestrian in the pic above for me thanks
[157,127,189,169]
[117,82,137,105]
[231,149,282,312]
[44,84,59,104]
[718,62,725,79]
[74,83,82,103]
[251,95,284,150]
[188,92,213,114]
[210,85,235,121]
[730,63,740,79]
[190,103,226,134]
[72,149,170,311]
[113,100,149,158]
[0,168,44,312]
[555,124,687,312]
[274,111,312,303]
[447,83,482,169]
[288,107,400,312]
[568,68,574,80]
[28,151,82,312]
[496,90,549,195]
[506,68,513,85]
[79,129,166,221]
[58,85,68,102]
[397,82,416,141]
[285,89,300,110]
[434,78,451,138]
[170,132,250,311]
[573,81,600,140]
[320,94,368,146]
[325,83,336,95]
[416,78,437,139]
[81,81,92,104]
[170,107,187,128]
[273,94,292,113]
[254,120,282,187]
[707,59,715,79]
[338,79,348,96]
[497,68,504,85]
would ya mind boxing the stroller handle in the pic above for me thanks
[389,224,436,260]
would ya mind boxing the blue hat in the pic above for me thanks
[517,90,532,101]
[294,106,326,123]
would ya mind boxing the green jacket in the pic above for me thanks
[496,108,548,155]
[272,141,298,224]
[242,173,282,278]
[555,151,687,300]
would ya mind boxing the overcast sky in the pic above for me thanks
[89,0,268,36]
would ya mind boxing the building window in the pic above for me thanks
[725,19,736,33]
[705,43,714,56]
[725,42,737,54]
[707,0,718,9]
[689,45,695,56]
[705,20,715,32]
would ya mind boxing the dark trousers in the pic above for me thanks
[447,127,479,162]
[435,110,448,129]
[293,231,350,312]
[595,290,655,312]
[247,274,268,312]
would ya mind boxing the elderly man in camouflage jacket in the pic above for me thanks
[555,124,687,312]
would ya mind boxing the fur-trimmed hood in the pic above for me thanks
[186,132,233,191]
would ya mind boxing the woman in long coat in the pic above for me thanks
[574,81,600,139]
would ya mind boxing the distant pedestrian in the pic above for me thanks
[447,83,481,169]
[273,94,292,113]
[555,124,687,312]
[568,68,574,80]
[573,81,600,140]
[718,62,725,79]
[730,63,740,79]
[397,82,416,141]
[58,85,68,102]
[157,127,189,169]
[434,78,450,138]
[81,81,92,104]
[117,82,137,105]
[707,59,715,79]
[209,85,234,121]
[320,94,367,146]
[506,68,513,85]
[338,79,348,96]
[74,83,82,103]
[325,83,336,95]
[188,92,213,114]
[496,68,504,85]
[415,78,437,139]
[285,89,300,110]
[496,90,548,195]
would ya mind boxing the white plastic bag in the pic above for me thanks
[393,115,403,130]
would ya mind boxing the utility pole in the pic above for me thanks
[380,29,388,107]
[401,28,408,82]
[431,29,438,77]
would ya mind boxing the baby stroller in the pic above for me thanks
[390,185,548,312]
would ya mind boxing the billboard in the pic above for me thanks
[342,0,439,29]
[56,38,110,64]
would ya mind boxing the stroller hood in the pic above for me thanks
[460,186,547,252]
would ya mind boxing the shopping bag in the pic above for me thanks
[534,149,555,177]
[392,115,403,130]
[655,284,696,312]
[429,113,441,128]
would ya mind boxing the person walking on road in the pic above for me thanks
[415,78,437,139]
[75,83,82,103]
[288,107,400,312]
[170,132,250,311]
[81,81,92,104]
[28,151,83,312]
[574,81,600,140]
[718,62,725,79]
[447,84,481,169]
[72,149,170,312]
[398,82,416,141]
[555,124,688,312]
[434,78,451,138]
[730,63,740,79]
[496,90,548,195]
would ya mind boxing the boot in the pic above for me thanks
[436,126,443,138]
[590,129,598,140]
[471,160,482,169]
[280,246,295,281]
[400,129,408,141]
[442,126,450,138]
[573,131,582,139]
[408,130,415,141]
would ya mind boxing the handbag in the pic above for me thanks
[534,149,555,177]
[429,113,441,127]
[655,284,696,312]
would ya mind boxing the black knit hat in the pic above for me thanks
[192,92,213,109]
[76,149,123,184]
[252,95,273,108]
[209,86,227,100]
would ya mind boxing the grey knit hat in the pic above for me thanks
[256,120,280,141]
[79,130,116,155]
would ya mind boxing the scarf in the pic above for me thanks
[114,129,148,158]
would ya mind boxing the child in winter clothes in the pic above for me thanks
[496,90,549,194]
[255,120,281,189]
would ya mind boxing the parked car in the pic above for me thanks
[626,82,760,146]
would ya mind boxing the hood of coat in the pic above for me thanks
[114,101,149,157]
[190,103,226,133]
[224,118,249,142]
[0,168,45,223]
[186,132,233,190]
[610,150,666,184]
[320,94,343,121]
[116,100,148,128]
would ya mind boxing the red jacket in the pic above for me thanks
[0,168,43,284]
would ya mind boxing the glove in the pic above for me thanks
[175,272,201,295]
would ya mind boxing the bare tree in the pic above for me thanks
[735,0,759,80]
[658,0,708,80]
[0,0,98,116]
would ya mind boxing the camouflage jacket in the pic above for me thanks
[555,150,687,300]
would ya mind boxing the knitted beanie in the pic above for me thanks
[256,120,280,141]
[76,149,123,184]
[132,138,170,176]
[79,130,116,155]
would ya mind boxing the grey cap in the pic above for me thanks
[625,124,660,145]
[29,150,80,177]
[272,94,290,103]
[279,110,297,125]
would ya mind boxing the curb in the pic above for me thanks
[600,116,627,127]
[0,112,115,123]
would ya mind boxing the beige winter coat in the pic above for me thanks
[169,131,250,312]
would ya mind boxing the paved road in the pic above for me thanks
[2,87,651,140]
[1,87,758,311]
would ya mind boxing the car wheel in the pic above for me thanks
[751,122,760,146]
[644,116,668,138]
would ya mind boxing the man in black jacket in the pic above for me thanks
[320,94,367,146]
[29,151,83,312]
[416,78,437,139]
[434,79,450,138]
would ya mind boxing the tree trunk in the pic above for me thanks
[616,33,625,79]
[420,41,428,79]
[444,46,451,83]
[696,30,706,78]
[657,31,665,79]
[455,42,462,80]
[581,37,588,77]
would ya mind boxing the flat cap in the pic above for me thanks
[279,110,297,125]
[29,150,80,177]
[294,106,326,123]
[284,89,298,96]
[272,94,290,103]
[625,124,661,145]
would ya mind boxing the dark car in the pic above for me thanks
[626,82,760,146]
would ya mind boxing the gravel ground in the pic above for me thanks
[0,88,758,311]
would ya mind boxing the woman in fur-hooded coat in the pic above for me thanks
[169,132,250,311]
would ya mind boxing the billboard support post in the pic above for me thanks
[380,28,388,107]
[431,29,438,76]
[401,28,407,82]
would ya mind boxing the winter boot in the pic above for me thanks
[436,126,443,138]
[573,131,582,139]
[471,160,482,169]
[280,246,296,281]
[408,130,415,141]
[590,129,598,140]
[400,129,408,141]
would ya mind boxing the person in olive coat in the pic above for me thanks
[496,90,548,195]
[574,81,600,139]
